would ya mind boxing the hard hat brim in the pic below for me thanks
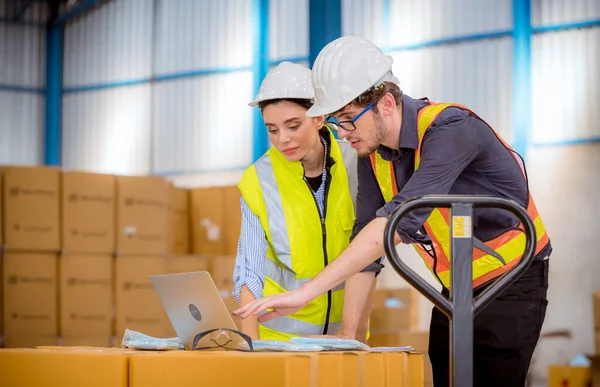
[305,103,334,117]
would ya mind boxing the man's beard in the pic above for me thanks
[357,113,386,157]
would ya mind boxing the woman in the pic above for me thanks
[232,62,381,341]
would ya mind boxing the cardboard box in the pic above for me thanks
[58,336,113,347]
[317,352,363,387]
[59,254,113,338]
[115,256,168,338]
[116,176,170,255]
[0,347,426,387]
[1,166,60,251]
[3,335,58,348]
[224,185,242,255]
[62,172,115,254]
[0,254,2,342]
[165,254,211,274]
[591,355,600,387]
[594,290,600,329]
[211,255,236,293]
[129,351,317,387]
[0,348,129,387]
[2,253,58,347]
[169,186,190,254]
[360,352,386,387]
[548,365,591,387]
[370,288,419,331]
[0,169,3,246]
[369,330,432,386]
[191,187,226,255]
[403,351,425,387]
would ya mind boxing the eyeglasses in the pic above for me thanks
[325,101,377,132]
[192,328,254,352]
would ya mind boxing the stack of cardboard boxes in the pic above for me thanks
[1,166,61,348]
[367,288,433,386]
[0,345,426,387]
[60,171,116,347]
[0,166,242,348]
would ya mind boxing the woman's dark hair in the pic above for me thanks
[258,98,314,113]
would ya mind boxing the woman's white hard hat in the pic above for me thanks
[248,61,314,107]
[306,36,398,117]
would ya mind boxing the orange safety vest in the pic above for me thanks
[369,102,550,289]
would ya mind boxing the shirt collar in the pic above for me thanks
[377,94,429,160]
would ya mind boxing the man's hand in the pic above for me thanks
[233,287,312,322]
[338,271,376,342]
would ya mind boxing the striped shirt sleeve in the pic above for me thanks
[232,196,268,303]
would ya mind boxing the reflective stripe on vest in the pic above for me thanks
[238,128,357,339]
[369,102,550,289]
[261,319,342,337]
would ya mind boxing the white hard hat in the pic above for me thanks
[306,36,397,117]
[248,61,314,107]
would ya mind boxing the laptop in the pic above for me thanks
[149,271,238,350]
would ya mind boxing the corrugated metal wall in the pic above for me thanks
[61,0,154,175]
[341,0,515,141]
[62,0,153,88]
[269,0,309,65]
[532,0,600,25]
[152,0,253,176]
[62,84,152,174]
[59,0,599,174]
[531,2,600,145]
[388,0,513,46]
[341,0,385,47]
[0,0,47,165]
[389,38,514,141]
[61,0,256,176]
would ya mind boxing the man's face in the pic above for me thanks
[329,102,386,157]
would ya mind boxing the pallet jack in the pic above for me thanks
[383,195,537,387]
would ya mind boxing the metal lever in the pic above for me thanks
[382,194,538,387]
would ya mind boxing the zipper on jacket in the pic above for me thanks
[304,177,332,335]
[321,178,332,335]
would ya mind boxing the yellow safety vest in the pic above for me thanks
[369,102,550,289]
[238,128,359,340]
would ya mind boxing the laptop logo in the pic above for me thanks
[189,304,202,321]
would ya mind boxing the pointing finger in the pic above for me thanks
[241,300,269,319]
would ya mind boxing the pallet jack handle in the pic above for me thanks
[383,195,537,387]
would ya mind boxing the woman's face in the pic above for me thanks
[262,101,323,162]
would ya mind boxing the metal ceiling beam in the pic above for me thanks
[52,0,106,26]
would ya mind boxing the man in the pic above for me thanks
[234,36,552,387]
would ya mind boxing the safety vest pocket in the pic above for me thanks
[338,209,355,231]
[264,274,287,297]
[286,228,324,278]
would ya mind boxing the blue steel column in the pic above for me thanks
[309,0,341,67]
[45,25,63,166]
[512,0,532,160]
[382,0,391,49]
[310,0,341,139]
[252,0,270,162]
